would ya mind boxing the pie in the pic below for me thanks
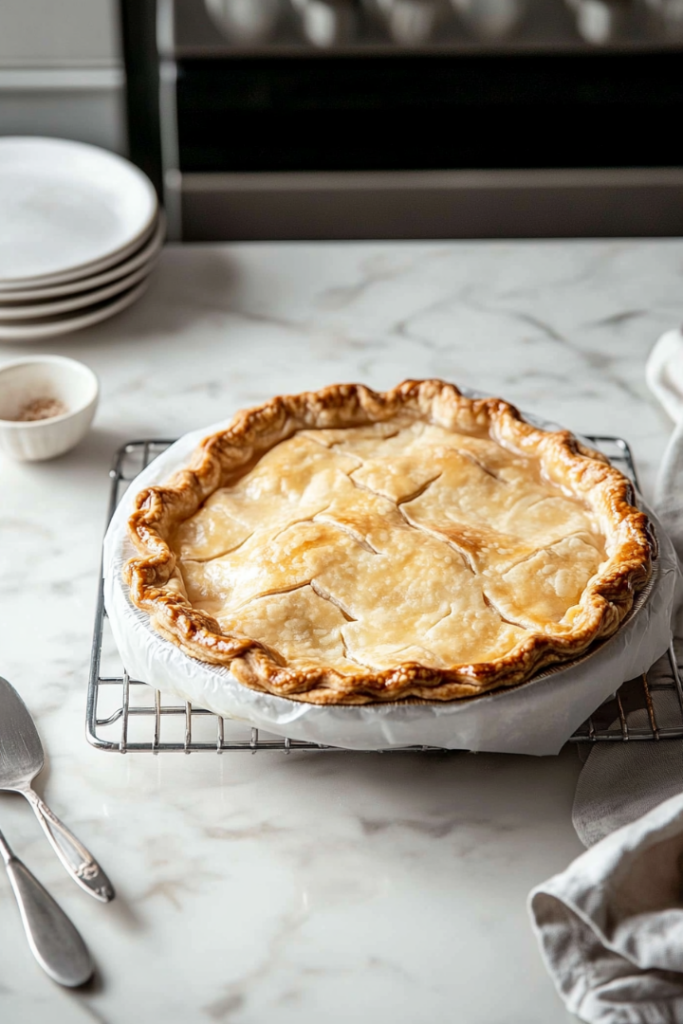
[125,380,653,704]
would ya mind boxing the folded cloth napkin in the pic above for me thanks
[529,328,683,1024]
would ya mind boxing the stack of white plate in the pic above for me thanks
[0,138,164,342]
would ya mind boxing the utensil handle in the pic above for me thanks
[0,838,93,987]
[25,790,115,903]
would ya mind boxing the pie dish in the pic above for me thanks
[125,380,654,705]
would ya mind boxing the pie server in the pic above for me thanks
[0,676,114,902]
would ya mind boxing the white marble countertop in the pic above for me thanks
[0,240,681,1024]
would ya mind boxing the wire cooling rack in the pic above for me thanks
[86,437,683,754]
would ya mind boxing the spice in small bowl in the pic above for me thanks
[14,397,69,422]
[0,355,98,461]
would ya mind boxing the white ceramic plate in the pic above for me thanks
[0,211,166,300]
[0,138,158,286]
[0,278,149,342]
[0,258,157,321]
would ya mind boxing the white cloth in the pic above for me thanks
[646,329,683,426]
[529,328,683,1023]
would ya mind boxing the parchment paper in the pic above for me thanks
[103,408,680,755]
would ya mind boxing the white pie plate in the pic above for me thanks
[0,212,166,302]
[103,411,680,756]
[0,278,149,342]
[0,138,158,287]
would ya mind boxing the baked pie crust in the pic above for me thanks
[125,380,653,705]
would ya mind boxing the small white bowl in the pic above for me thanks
[0,355,99,461]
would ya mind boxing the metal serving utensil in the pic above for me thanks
[0,677,114,902]
[0,827,93,987]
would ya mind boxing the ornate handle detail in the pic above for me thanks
[24,789,115,903]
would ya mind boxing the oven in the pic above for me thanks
[122,0,683,238]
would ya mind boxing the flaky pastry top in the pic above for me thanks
[125,381,653,704]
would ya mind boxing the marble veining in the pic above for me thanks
[0,239,681,1023]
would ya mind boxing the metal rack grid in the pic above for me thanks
[87,437,683,754]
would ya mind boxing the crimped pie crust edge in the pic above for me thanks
[124,380,654,704]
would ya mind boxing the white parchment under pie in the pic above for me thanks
[103,403,680,755]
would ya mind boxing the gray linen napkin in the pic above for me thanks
[529,330,683,1024]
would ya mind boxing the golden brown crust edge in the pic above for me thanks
[124,380,654,705]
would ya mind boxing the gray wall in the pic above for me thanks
[0,0,127,153]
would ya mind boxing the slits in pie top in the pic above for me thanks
[125,381,653,704]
